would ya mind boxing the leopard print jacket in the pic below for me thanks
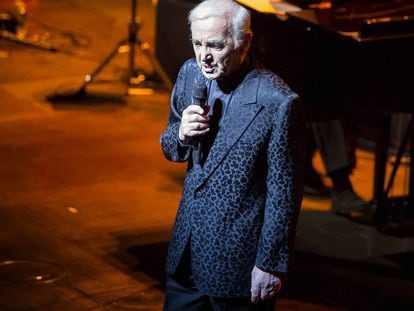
[160,58,305,297]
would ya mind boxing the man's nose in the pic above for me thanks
[200,46,212,62]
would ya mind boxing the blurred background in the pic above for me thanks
[0,0,413,310]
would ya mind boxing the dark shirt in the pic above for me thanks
[202,80,233,162]
[201,58,252,163]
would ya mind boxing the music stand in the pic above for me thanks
[76,0,172,95]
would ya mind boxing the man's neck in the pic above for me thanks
[217,56,250,93]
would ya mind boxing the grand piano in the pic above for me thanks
[156,0,414,225]
[243,0,414,116]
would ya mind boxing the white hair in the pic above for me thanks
[188,0,252,49]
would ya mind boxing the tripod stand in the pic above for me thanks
[77,0,172,95]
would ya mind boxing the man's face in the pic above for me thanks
[191,16,246,80]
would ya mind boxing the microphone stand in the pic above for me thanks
[76,0,172,96]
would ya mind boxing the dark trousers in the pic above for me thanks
[163,244,277,311]
[163,275,276,311]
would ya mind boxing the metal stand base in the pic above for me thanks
[0,30,57,52]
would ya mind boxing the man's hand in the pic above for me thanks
[251,266,282,304]
[178,105,210,144]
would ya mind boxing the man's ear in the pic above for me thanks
[243,32,253,53]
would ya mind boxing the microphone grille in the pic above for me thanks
[192,84,208,100]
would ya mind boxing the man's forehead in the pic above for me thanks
[191,18,231,40]
[191,16,229,31]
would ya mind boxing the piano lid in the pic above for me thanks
[239,1,414,41]
[236,0,277,13]
[290,0,414,40]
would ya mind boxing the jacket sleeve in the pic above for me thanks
[160,62,192,162]
[255,94,305,273]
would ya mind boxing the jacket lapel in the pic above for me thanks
[195,71,263,190]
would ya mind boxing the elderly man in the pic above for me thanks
[160,0,305,310]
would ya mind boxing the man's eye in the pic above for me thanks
[193,41,201,47]
[210,43,225,50]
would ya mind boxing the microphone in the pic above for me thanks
[192,84,208,165]
[192,84,208,110]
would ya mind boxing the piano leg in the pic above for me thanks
[410,116,414,201]
[377,114,414,235]
[372,114,391,224]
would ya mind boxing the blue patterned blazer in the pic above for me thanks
[160,58,305,297]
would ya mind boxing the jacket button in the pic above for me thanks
[194,189,205,198]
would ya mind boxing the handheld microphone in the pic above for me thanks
[192,84,208,165]
[192,84,208,109]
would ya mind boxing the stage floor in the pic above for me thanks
[0,0,413,309]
